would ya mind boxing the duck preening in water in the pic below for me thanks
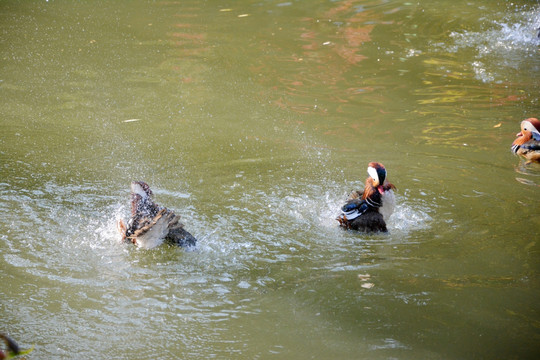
[511,117,540,163]
[117,181,197,249]
[337,162,396,233]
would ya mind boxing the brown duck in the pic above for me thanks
[117,181,197,249]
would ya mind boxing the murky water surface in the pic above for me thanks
[1,0,539,359]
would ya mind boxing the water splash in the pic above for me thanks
[388,199,432,235]
[264,180,432,244]
[440,6,540,83]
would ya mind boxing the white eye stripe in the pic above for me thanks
[367,166,379,184]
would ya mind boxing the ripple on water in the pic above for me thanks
[1,177,434,358]
[513,160,540,187]
[434,6,540,83]
[2,177,433,272]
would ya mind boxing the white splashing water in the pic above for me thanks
[388,199,432,234]
[267,181,433,246]
[442,7,539,83]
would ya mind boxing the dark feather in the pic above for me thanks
[120,182,197,248]
[347,210,388,232]
[521,140,540,151]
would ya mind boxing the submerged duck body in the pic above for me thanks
[511,117,540,163]
[117,181,197,249]
[337,162,396,233]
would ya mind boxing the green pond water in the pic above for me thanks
[1,0,539,359]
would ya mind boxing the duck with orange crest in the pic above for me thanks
[511,117,540,163]
[337,162,396,233]
[117,181,197,249]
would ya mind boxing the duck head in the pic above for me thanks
[364,162,392,200]
[367,162,387,189]
[519,118,540,141]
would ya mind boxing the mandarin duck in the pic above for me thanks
[511,117,540,163]
[117,181,197,249]
[337,162,396,233]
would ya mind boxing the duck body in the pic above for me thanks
[337,162,396,233]
[511,117,540,163]
[117,181,197,249]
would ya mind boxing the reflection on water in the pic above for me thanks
[514,160,540,186]
[1,0,540,359]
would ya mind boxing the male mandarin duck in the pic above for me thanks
[511,117,540,163]
[337,162,396,233]
[117,181,197,249]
